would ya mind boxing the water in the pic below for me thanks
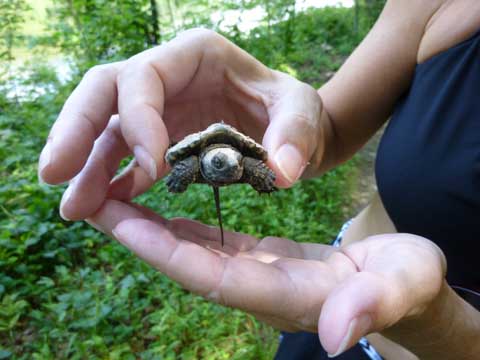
[3,0,353,101]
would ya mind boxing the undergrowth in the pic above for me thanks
[0,5,361,359]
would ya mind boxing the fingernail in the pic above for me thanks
[59,185,74,221]
[328,314,371,358]
[38,141,52,183]
[85,219,106,234]
[111,227,127,246]
[112,227,120,239]
[274,143,305,183]
[134,145,157,181]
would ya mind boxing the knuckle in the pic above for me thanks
[292,111,314,125]
[180,27,220,42]
[179,28,227,56]
[260,236,276,243]
[258,236,280,248]
[84,63,114,80]
[132,55,154,70]
[117,57,150,82]
[106,114,121,129]
[296,82,321,103]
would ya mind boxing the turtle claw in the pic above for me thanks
[242,157,277,193]
[165,155,199,193]
[165,174,189,193]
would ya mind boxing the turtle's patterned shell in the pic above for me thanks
[165,123,267,166]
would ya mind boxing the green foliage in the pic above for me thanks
[226,6,359,88]
[46,0,160,69]
[0,2,374,358]
[0,0,31,84]
[0,80,351,356]
[0,0,30,63]
[354,0,386,34]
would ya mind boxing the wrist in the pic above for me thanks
[301,96,334,178]
[382,281,480,359]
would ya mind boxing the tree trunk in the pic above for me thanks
[283,1,296,57]
[354,0,360,34]
[265,0,272,39]
[166,0,177,33]
[149,0,160,45]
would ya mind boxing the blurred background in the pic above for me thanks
[0,0,384,358]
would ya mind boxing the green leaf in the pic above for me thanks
[0,349,12,359]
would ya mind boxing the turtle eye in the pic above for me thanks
[212,153,226,169]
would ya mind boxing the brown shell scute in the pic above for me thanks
[165,123,267,166]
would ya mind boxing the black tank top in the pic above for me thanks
[376,30,480,289]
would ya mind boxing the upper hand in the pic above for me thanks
[37,29,325,220]
[87,199,446,357]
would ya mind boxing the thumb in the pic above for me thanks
[317,272,407,357]
[262,83,323,187]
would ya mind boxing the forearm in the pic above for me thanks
[303,97,383,177]
[301,102,338,177]
[382,281,480,359]
[304,0,442,176]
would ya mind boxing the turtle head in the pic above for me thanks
[200,145,243,185]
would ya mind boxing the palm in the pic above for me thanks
[162,92,268,145]
[90,199,445,353]
[151,43,272,144]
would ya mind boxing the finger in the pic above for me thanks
[125,202,168,225]
[87,200,235,255]
[86,199,146,237]
[251,312,299,332]
[123,203,258,253]
[117,59,168,181]
[301,242,339,261]
[114,219,299,314]
[254,236,338,261]
[88,200,299,315]
[164,221,298,264]
[127,203,234,253]
[318,272,398,357]
[117,29,222,181]
[39,62,123,184]
[121,208,328,262]
[262,77,323,187]
[59,116,130,220]
[107,160,159,200]
[168,217,259,252]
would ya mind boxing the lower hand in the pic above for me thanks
[87,199,446,357]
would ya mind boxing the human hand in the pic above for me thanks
[37,29,325,221]
[87,199,446,357]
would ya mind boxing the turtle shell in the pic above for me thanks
[165,123,267,166]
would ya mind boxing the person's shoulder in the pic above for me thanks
[382,0,444,20]
[386,0,444,9]
[376,0,444,37]
[417,0,480,63]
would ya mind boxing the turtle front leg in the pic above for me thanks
[241,157,277,193]
[165,155,200,193]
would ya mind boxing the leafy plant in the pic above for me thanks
[0,0,30,63]
[46,0,160,70]
[0,2,379,358]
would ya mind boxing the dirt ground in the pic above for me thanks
[346,129,383,217]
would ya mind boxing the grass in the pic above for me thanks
[0,5,362,359]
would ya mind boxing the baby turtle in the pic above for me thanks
[165,123,277,245]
